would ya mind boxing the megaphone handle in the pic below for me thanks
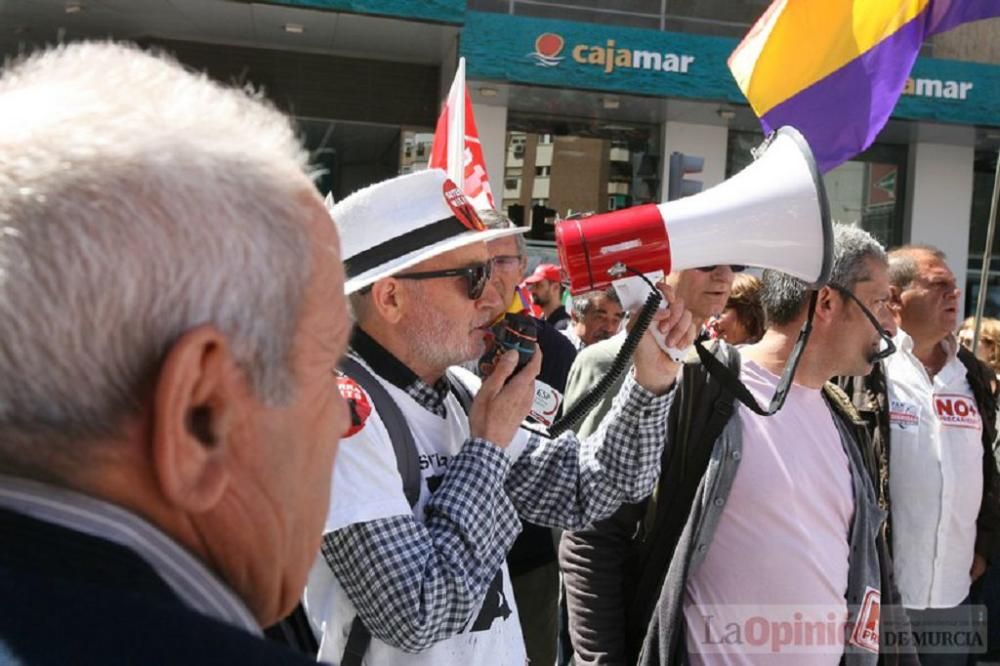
[548,288,664,438]
[612,274,688,363]
[649,301,689,363]
[648,310,690,363]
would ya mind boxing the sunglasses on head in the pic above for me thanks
[396,261,493,300]
[695,265,747,273]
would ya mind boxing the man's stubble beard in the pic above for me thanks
[407,284,483,370]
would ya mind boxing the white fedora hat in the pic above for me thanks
[331,168,527,294]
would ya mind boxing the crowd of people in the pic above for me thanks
[2,41,1000,666]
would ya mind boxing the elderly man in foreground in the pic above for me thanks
[0,42,350,664]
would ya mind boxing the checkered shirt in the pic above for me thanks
[403,376,450,418]
[322,351,673,652]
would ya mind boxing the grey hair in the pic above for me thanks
[478,208,527,256]
[760,224,887,326]
[887,244,947,290]
[0,42,315,467]
[571,286,621,317]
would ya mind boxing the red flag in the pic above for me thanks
[429,58,496,210]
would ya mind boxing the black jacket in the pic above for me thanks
[0,506,320,665]
[508,317,577,576]
[547,305,571,331]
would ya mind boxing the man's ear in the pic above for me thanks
[813,286,839,323]
[889,285,903,311]
[150,326,238,513]
[370,279,405,324]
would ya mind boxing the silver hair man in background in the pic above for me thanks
[0,42,350,665]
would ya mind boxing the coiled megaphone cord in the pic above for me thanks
[548,268,661,438]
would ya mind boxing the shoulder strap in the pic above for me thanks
[695,292,818,416]
[339,356,422,509]
[342,616,371,666]
[337,356,425,666]
[445,368,474,415]
[264,603,319,658]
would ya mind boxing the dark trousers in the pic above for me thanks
[971,565,1000,664]
[512,561,560,666]
[906,596,978,666]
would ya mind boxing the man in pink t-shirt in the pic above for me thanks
[562,225,918,666]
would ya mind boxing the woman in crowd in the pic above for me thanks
[709,273,764,345]
[959,316,1000,377]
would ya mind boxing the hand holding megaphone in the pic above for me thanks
[614,270,690,362]
[630,283,695,395]
[470,347,543,448]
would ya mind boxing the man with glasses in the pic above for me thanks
[306,168,697,666]
[478,209,578,395]
[875,245,1000,665]
[561,225,918,666]
[474,208,579,666]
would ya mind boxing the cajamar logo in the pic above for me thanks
[530,32,565,67]
[527,31,697,75]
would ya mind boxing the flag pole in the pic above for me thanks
[972,150,1000,352]
[448,58,466,188]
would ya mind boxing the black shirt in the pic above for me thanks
[547,305,571,331]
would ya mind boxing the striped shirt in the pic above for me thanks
[0,474,260,635]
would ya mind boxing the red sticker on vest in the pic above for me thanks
[337,375,371,437]
[849,587,881,654]
[443,179,485,231]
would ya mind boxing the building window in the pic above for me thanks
[500,115,661,238]
[727,130,908,250]
[966,150,1000,316]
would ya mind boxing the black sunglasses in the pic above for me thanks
[829,283,897,361]
[396,261,493,300]
[695,265,747,273]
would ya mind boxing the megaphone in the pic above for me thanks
[556,126,832,297]
[546,127,833,434]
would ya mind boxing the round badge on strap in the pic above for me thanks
[337,375,372,437]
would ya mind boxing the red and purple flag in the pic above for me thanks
[729,0,1000,172]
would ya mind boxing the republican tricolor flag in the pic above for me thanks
[729,0,1000,172]
[429,58,496,209]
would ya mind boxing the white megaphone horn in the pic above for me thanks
[555,126,833,302]
[546,127,832,432]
